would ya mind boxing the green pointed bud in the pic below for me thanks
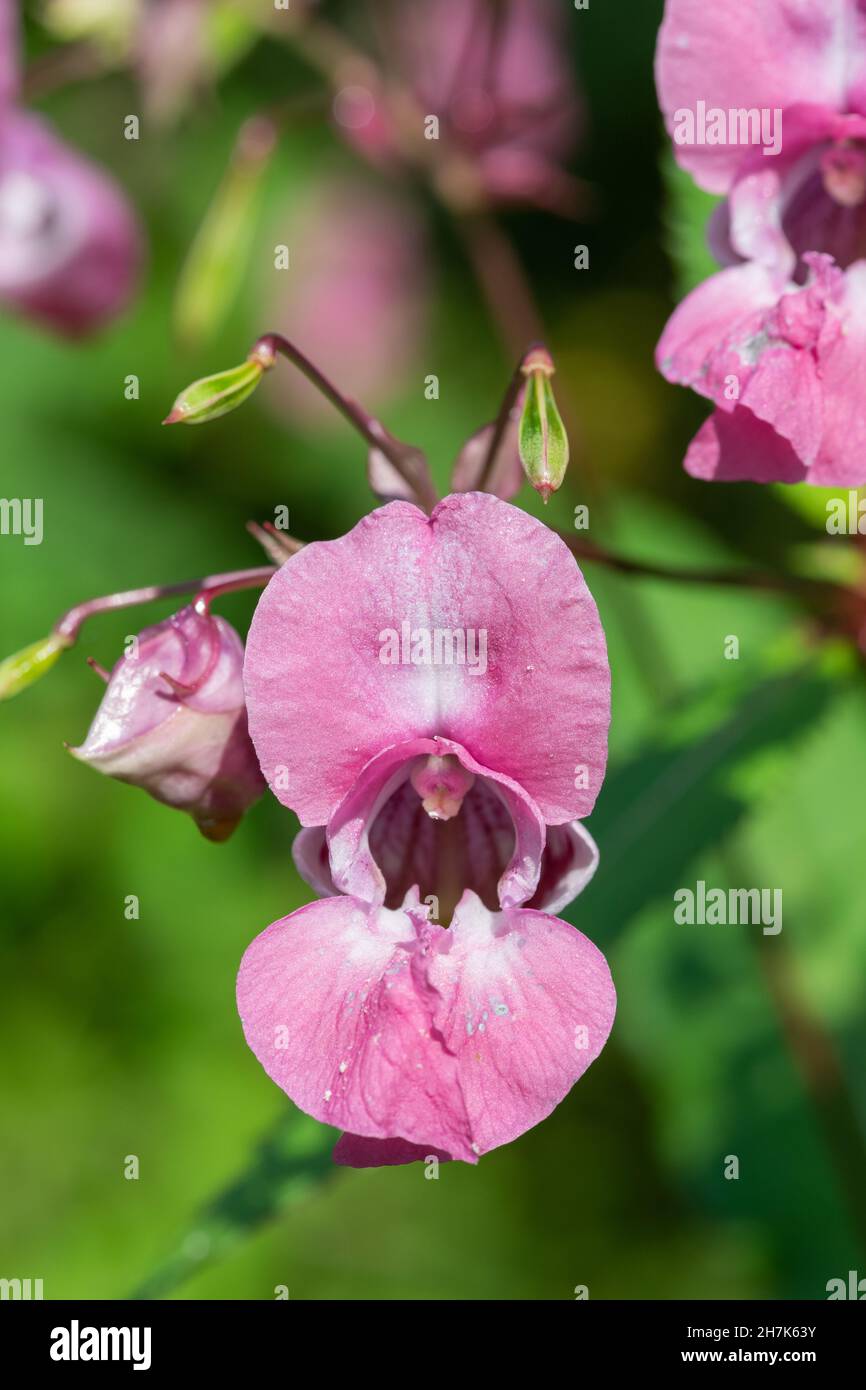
[0,632,71,702]
[518,346,569,503]
[163,351,272,426]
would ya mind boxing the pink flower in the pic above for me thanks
[657,250,866,485]
[657,0,866,277]
[337,0,584,214]
[0,3,141,334]
[71,604,265,840]
[237,492,615,1166]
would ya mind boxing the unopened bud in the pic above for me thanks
[163,351,272,426]
[518,346,569,502]
[0,631,70,701]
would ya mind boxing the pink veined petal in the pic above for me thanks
[725,169,796,277]
[236,895,478,1162]
[809,259,866,485]
[426,892,616,1155]
[325,735,545,910]
[244,492,609,827]
[333,1134,452,1167]
[291,826,338,899]
[656,0,866,192]
[656,263,784,390]
[528,820,599,917]
[683,408,809,484]
[237,891,615,1165]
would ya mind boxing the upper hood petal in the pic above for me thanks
[244,491,609,828]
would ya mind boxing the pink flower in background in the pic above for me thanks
[657,0,866,277]
[656,0,866,483]
[657,254,866,485]
[71,604,265,841]
[237,492,615,1167]
[264,180,427,426]
[0,0,141,334]
[336,0,585,215]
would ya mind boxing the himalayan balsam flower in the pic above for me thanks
[657,252,866,484]
[71,604,265,840]
[0,1,140,334]
[237,492,615,1167]
[655,0,866,483]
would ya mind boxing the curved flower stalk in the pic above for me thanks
[238,491,615,1167]
[655,0,866,484]
[0,0,141,334]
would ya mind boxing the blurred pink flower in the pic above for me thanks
[71,604,265,840]
[657,0,866,277]
[336,0,584,213]
[657,253,866,484]
[0,0,141,334]
[238,492,614,1167]
[264,179,427,425]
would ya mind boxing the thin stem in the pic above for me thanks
[477,351,528,492]
[252,334,439,513]
[53,568,275,643]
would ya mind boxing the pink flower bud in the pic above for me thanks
[0,110,141,336]
[70,605,265,840]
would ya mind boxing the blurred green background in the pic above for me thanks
[2,0,865,1300]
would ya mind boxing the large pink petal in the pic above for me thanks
[244,493,609,827]
[656,0,866,191]
[236,895,478,1162]
[427,892,616,1155]
[528,820,599,916]
[683,409,809,483]
[237,891,615,1165]
[810,260,866,485]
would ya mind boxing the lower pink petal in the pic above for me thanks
[428,892,616,1155]
[236,895,478,1162]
